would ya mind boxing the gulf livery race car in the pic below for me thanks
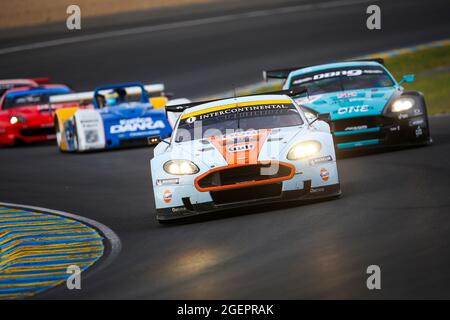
[263,59,431,151]
[0,85,72,145]
[150,92,341,222]
[53,82,189,152]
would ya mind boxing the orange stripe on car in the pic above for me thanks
[194,162,295,192]
[208,129,270,165]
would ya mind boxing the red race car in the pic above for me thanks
[0,78,51,98]
[0,85,72,145]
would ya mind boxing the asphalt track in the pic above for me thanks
[0,0,450,299]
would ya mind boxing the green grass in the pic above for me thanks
[238,83,282,96]
[385,45,450,76]
[385,44,450,115]
[246,44,450,115]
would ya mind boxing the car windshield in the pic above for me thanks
[4,94,50,109]
[290,66,395,96]
[3,90,69,109]
[1,84,26,98]
[95,87,144,108]
[175,101,303,142]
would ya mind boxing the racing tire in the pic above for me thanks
[54,116,65,153]
[73,119,80,152]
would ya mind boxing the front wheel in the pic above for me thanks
[72,119,80,152]
[55,116,68,153]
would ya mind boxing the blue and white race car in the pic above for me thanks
[150,92,341,222]
[263,59,431,151]
[52,82,189,152]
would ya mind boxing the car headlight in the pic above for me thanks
[391,97,415,112]
[287,141,321,160]
[163,160,199,175]
[9,115,26,125]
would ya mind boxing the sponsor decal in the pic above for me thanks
[171,207,188,213]
[163,190,173,203]
[398,113,408,120]
[37,104,52,111]
[80,119,99,124]
[156,178,180,186]
[180,101,295,124]
[129,130,161,137]
[292,68,384,85]
[337,105,370,115]
[228,144,255,153]
[415,126,423,137]
[185,116,196,124]
[16,95,41,104]
[345,125,368,131]
[390,125,401,132]
[295,95,322,104]
[199,104,289,120]
[337,92,357,99]
[208,130,270,165]
[409,119,424,127]
[320,168,330,182]
[110,117,165,134]
[84,129,99,143]
[220,130,260,142]
[310,187,325,193]
[310,155,333,166]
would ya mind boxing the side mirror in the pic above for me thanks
[317,113,331,123]
[309,113,333,133]
[308,112,331,126]
[400,74,415,84]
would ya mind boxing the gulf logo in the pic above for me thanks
[163,190,173,203]
[320,168,330,182]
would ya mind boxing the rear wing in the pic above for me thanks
[49,83,165,105]
[262,58,385,81]
[31,77,51,84]
[350,58,384,65]
[262,67,307,81]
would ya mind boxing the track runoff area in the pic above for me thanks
[0,203,120,299]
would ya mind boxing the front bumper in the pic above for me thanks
[156,182,341,221]
[0,125,55,145]
[154,161,340,221]
[332,113,430,151]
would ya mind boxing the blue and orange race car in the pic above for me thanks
[53,82,189,152]
[264,59,431,151]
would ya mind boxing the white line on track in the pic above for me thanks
[0,0,373,56]
[0,201,122,274]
